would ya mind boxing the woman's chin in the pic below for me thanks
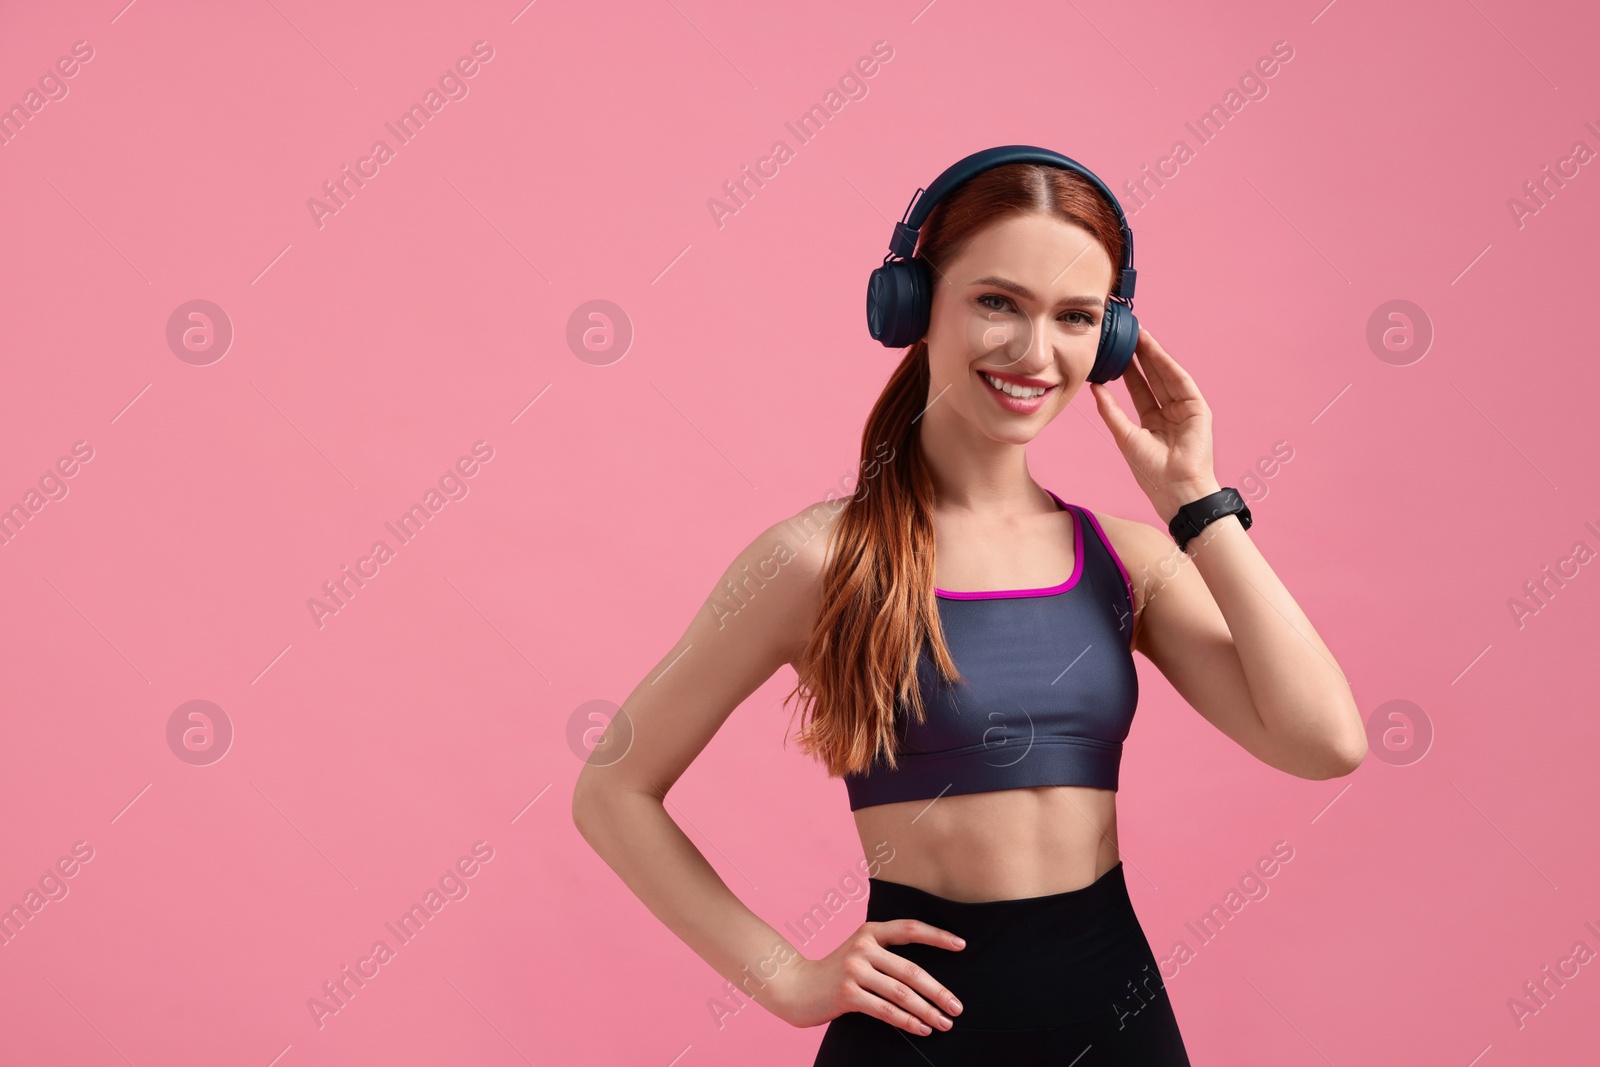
[971,411,1049,446]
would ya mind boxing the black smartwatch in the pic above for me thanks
[1168,487,1252,553]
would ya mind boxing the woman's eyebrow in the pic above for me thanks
[968,276,1104,308]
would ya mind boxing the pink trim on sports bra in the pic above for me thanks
[933,490,1084,600]
[1075,503,1135,609]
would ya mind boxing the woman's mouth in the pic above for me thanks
[978,369,1056,414]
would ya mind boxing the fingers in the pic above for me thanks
[1132,333,1173,408]
[846,920,965,1035]
[1118,350,1163,424]
[846,956,954,1035]
[870,918,966,951]
[870,945,963,1019]
[840,982,942,1036]
[1136,327,1202,404]
[1089,381,1137,444]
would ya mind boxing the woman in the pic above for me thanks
[572,147,1366,1064]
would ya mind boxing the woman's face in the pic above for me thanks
[922,212,1114,445]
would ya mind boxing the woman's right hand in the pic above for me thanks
[767,920,966,1035]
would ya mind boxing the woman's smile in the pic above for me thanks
[976,366,1058,414]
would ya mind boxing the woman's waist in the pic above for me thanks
[853,785,1118,902]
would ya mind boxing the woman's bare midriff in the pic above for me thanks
[851,785,1121,903]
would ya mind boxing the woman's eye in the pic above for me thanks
[977,295,1095,326]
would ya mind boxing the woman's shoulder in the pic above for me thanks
[1076,505,1165,550]
[753,495,852,590]
[706,496,850,661]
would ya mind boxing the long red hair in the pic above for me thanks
[784,161,1127,777]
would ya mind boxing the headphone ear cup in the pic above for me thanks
[866,259,932,348]
[1088,302,1139,383]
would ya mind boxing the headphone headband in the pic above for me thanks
[884,144,1136,300]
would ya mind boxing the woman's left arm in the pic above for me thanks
[1090,327,1367,780]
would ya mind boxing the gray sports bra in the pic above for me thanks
[843,490,1139,811]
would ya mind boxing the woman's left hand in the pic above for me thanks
[1089,326,1222,525]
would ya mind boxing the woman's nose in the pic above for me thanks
[976,313,1051,372]
[1002,315,1052,372]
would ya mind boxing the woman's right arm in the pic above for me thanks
[570,505,964,1035]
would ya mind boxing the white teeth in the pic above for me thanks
[981,371,1048,399]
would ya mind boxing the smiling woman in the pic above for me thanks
[929,217,1118,427]
[573,145,1363,1067]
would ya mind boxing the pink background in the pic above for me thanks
[3,0,1598,1063]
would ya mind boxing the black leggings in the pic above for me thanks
[811,862,1191,1065]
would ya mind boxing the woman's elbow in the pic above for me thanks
[1301,731,1367,780]
[571,770,661,840]
[571,771,609,840]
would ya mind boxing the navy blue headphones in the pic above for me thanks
[865,145,1140,383]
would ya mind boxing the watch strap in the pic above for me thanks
[1168,487,1252,552]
